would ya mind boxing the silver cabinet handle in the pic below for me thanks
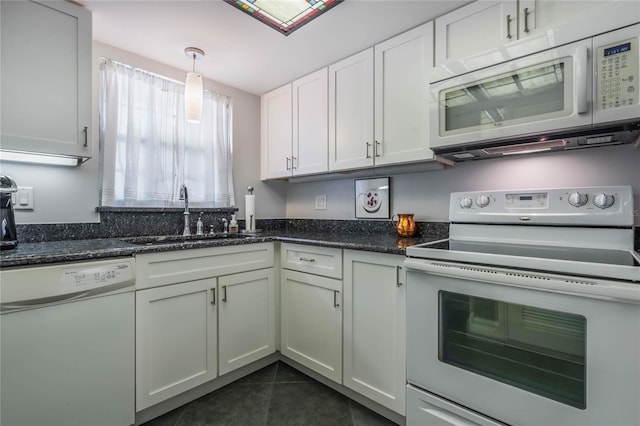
[523,7,530,33]
[83,126,88,147]
[396,265,403,287]
[300,257,316,263]
[292,156,297,170]
[210,288,216,305]
[506,14,513,40]
[286,157,291,170]
[366,142,372,159]
[333,290,340,308]
[375,140,381,157]
[222,285,228,302]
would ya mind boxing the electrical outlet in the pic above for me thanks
[315,195,327,210]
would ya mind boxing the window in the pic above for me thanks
[99,58,235,208]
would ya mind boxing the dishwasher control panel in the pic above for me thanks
[0,258,135,312]
[60,262,134,292]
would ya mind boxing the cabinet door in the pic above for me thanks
[218,268,276,376]
[435,0,517,66]
[343,250,406,414]
[1,0,92,158]
[328,48,374,171]
[136,279,217,411]
[374,22,434,166]
[261,84,292,179]
[518,1,639,48]
[293,68,329,176]
[281,269,343,383]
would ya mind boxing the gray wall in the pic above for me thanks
[2,43,638,226]
[1,42,286,224]
[286,144,640,225]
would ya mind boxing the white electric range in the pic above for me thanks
[405,185,639,426]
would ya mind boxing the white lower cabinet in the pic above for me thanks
[281,269,342,383]
[135,244,275,411]
[280,243,343,383]
[343,250,406,415]
[218,268,276,376]
[136,279,218,411]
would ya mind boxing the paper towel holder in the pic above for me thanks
[243,185,261,235]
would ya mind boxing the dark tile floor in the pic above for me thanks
[143,361,398,426]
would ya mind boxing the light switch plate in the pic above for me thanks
[315,195,327,210]
[11,186,34,210]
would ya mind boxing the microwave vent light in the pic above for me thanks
[452,152,476,159]
[584,135,614,145]
[481,139,569,156]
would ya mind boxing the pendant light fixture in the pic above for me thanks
[184,47,205,123]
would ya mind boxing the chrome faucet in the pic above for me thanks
[179,184,190,236]
[221,218,228,234]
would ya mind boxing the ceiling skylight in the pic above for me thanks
[224,0,343,35]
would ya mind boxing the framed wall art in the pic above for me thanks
[355,177,390,219]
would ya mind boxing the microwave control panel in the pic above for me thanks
[596,36,638,110]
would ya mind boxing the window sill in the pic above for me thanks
[96,206,238,213]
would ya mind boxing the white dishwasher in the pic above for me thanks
[0,258,135,426]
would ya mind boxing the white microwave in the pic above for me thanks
[430,24,640,161]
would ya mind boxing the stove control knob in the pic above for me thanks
[568,192,588,207]
[459,197,473,209]
[476,195,490,208]
[593,193,615,209]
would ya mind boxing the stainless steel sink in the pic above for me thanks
[120,234,250,246]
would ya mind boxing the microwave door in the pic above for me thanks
[430,38,592,149]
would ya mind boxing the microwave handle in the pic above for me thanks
[575,45,588,114]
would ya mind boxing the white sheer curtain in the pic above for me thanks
[99,58,235,208]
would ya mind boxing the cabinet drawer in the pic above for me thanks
[135,243,274,289]
[280,243,342,279]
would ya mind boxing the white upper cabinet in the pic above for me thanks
[0,0,92,159]
[261,68,329,179]
[435,0,518,67]
[329,22,434,172]
[293,68,329,176]
[328,48,375,171]
[374,22,434,166]
[434,0,640,80]
[261,84,293,179]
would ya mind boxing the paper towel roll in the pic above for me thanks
[245,194,255,232]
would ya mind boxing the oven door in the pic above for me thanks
[429,38,592,149]
[406,260,640,426]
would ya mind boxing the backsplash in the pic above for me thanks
[283,219,449,240]
[17,209,239,243]
[14,211,638,249]
[16,212,449,244]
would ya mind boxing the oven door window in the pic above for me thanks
[440,291,586,409]
[440,57,572,136]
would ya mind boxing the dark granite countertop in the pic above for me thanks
[0,231,437,268]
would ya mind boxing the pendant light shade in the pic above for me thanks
[185,71,203,122]
[184,47,205,123]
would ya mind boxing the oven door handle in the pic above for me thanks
[404,259,640,304]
